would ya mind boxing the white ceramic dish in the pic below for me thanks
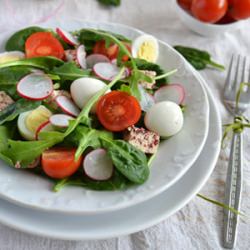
[173,0,245,37]
[0,78,221,240]
[0,19,209,214]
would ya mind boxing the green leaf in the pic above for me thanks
[101,138,149,184]
[174,46,225,71]
[97,0,121,6]
[0,99,41,125]
[72,126,113,160]
[5,26,45,51]
[1,131,63,168]
[0,57,64,71]
[53,170,130,191]
[132,58,169,87]
[51,62,90,81]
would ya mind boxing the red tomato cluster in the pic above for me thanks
[178,0,250,23]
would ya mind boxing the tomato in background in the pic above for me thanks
[178,0,193,10]
[96,91,141,132]
[191,0,228,23]
[93,40,131,61]
[228,0,250,20]
[25,32,64,59]
[42,148,83,179]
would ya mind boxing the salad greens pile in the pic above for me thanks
[0,26,177,191]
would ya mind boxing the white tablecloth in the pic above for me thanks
[0,0,249,249]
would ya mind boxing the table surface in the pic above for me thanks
[0,0,250,249]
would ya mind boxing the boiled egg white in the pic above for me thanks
[0,51,25,64]
[17,105,52,140]
[70,77,109,113]
[144,101,183,137]
[132,34,159,63]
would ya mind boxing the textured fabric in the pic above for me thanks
[0,0,250,249]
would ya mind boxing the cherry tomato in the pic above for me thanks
[96,91,141,132]
[41,148,83,179]
[25,32,64,59]
[191,0,228,23]
[228,0,250,20]
[178,0,192,10]
[93,40,131,61]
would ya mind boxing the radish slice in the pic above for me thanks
[35,121,54,140]
[56,95,80,117]
[56,27,79,46]
[83,149,113,181]
[76,45,87,69]
[139,85,155,112]
[17,73,53,100]
[93,62,127,81]
[49,114,74,127]
[86,54,110,68]
[154,84,185,105]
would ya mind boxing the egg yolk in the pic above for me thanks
[137,41,157,62]
[25,106,52,133]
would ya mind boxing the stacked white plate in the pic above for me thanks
[0,20,221,239]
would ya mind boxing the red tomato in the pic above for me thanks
[178,0,193,10]
[191,0,228,23]
[25,32,64,59]
[96,91,141,132]
[228,0,250,20]
[41,148,83,179]
[93,40,131,61]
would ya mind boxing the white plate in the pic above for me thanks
[0,20,209,214]
[0,79,221,240]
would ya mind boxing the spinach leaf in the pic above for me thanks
[0,66,32,85]
[53,170,130,191]
[0,99,41,125]
[101,138,149,184]
[133,58,169,87]
[174,46,225,71]
[97,0,121,6]
[1,131,63,167]
[70,126,113,160]
[5,26,45,51]
[51,62,90,81]
[0,57,64,71]
[0,125,16,165]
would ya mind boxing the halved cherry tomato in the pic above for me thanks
[191,0,228,23]
[41,148,83,179]
[25,32,64,59]
[228,0,250,20]
[178,0,192,10]
[96,91,141,132]
[93,40,131,61]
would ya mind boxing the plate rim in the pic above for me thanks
[0,74,221,240]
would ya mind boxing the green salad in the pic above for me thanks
[0,26,185,191]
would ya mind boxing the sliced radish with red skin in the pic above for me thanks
[86,54,110,68]
[83,149,113,181]
[56,95,80,117]
[154,84,185,105]
[17,73,53,100]
[35,121,54,140]
[56,27,79,46]
[139,85,155,112]
[49,114,74,128]
[111,58,117,65]
[93,62,127,81]
[76,45,87,69]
